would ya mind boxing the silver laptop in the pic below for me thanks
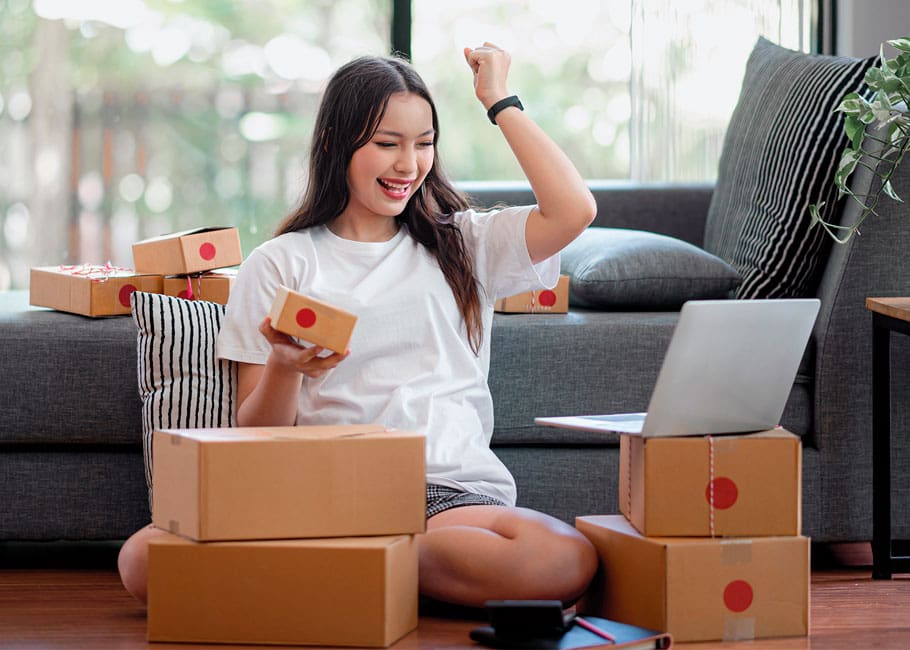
[534,298,820,437]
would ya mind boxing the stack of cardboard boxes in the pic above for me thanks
[29,227,242,315]
[576,428,809,643]
[133,227,241,306]
[146,424,426,647]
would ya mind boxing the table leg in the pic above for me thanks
[872,317,892,579]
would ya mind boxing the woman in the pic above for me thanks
[119,42,598,608]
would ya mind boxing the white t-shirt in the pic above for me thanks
[216,205,559,505]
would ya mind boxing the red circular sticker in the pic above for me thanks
[706,477,738,509]
[199,242,217,260]
[296,308,317,328]
[723,579,753,612]
[119,284,137,307]
[538,290,557,307]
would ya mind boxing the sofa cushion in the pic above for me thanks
[559,227,741,309]
[703,37,874,299]
[0,291,142,445]
[131,291,236,503]
[488,308,813,448]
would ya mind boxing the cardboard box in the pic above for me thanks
[152,425,425,541]
[132,227,242,275]
[494,275,570,313]
[269,284,358,354]
[619,429,801,537]
[162,268,237,305]
[29,265,163,317]
[147,532,418,647]
[576,515,809,643]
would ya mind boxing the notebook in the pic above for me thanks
[534,298,820,437]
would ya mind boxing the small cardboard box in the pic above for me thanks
[494,275,570,313]
[576,515,809,643]
[162,268,237,305]
[29,265,163,317]
[132,227,242,275]
[147,532,418,647]
[269,284,358,354]
[618,429,801,537]
[152,424,425,541]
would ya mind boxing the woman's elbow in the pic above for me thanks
[579,189,597,229]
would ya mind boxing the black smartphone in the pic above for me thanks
[484,600,574,639]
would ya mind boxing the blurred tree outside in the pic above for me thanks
[0,0,389,289]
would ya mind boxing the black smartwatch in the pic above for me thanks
[487,95,523,125]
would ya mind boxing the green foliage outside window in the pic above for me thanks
[0,0,807,290]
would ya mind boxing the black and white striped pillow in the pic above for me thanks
[131,291,236,509]
[703,38,875,299]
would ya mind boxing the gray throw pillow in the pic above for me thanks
[703,37,875,299]
[560,227,742,309]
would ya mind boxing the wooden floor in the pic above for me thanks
[0,542,908,649]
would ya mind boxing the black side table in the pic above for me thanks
[867,297,910,579]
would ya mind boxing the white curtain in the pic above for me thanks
[630,0,809,181]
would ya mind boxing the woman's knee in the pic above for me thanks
[542,528,598,600]
[553,530,599,602]
[509,510,599,601]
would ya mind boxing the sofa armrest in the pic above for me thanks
[809,134,910,540]
[459,180,714,247]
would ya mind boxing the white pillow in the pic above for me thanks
[131,291,237,510]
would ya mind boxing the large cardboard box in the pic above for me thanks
[619,429,801,537]
[152,425,425,541]
[29,265,162,317]
[147,532,418,647]
[162,268,237,305]
[576,515,809,643]
[132,226,242,275]
[269,284,358,354]
[494,275,570,313]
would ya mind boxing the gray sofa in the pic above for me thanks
[3,167,910,545]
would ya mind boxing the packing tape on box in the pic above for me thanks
[720,538,753,565]
[723,616,756,641]
[708,435,716,537]
[625,437,632,518]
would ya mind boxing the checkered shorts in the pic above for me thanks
[426,483,508,518]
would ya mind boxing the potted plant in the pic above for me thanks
[810,37,910,243]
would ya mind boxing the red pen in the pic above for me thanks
[574,616,616,643]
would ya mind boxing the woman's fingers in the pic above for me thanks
[463,43,510,107]
[298,348,350,378]
[259,315,349,377]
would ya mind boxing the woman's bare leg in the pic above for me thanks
[120,507,599,609]
[418,505,598,607]
[117,523,168,604]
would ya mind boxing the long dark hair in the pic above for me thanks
[275,55,484,354]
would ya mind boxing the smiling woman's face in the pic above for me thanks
[340,92,435,232]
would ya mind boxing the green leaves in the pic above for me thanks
[844,115,867,149]
[834,148,862,190]
[887,37,910,54]
[809,36,910,243]
[808,202,824,227]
